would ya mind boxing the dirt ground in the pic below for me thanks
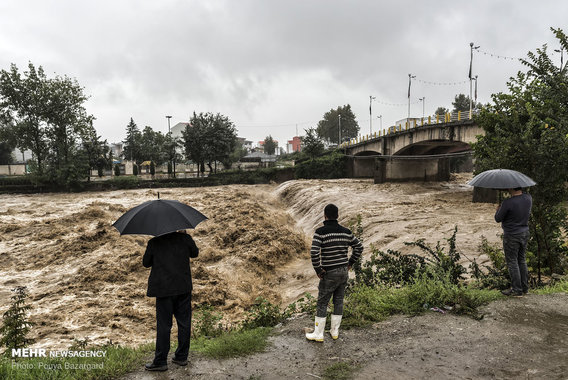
[0,174,510,350]
[122,292,568,380]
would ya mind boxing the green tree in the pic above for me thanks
[81,124,108,182]
[0,63,50,174]
[435,106,449,116]
[0,62,95,185]
[452,94,481,114]
[263,135,277,155]
[473,27,568,280]
[0,286,34,353]
[122,118,142,164]
[301,127,325,159]
[316,104,359,144]
[140,126,167,165]
[182,112,237,175]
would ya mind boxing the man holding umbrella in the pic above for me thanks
[468,169,535,297]
[112,197,207,372]
[143,230,199,371]
[495,187,532,297]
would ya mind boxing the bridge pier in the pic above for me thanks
[373,156,451,183]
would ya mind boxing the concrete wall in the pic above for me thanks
[374,157,450,183]
[0,164,27,175]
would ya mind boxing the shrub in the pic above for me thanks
[113,164,120,176]
[241,297,283,330]
[469,237,510,289]
[0,287,34,354]
[192,305,226,338]
[295,150,347,179]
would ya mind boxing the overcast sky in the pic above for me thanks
[1,0,567,147]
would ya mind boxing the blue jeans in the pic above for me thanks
[503,231,530,294]
[316,266,348,318]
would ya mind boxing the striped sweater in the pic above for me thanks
[310,220,363,274]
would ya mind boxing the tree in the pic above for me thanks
[435,107,449,116]
[0,286,34,353]
[182,112,237,175]
[473,27,568,281]
[122,118,142,164]
[316,104,359,144]
[0,62,95,186]
[140,126,167,165]
[302,127,325,159]
[81,124,108,182]
[452,94,481,113]
[0,63,50,174]
[263,135,277,155]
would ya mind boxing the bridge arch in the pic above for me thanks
[353,150,381,157]
[393,140,471,156]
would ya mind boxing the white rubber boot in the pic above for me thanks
[305,316,326,342]
[330,314,342,340]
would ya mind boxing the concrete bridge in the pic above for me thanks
[342,119,485,181]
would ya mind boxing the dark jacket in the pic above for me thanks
[143,232,199,297]
[495,193,532,235]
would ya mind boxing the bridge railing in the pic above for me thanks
[340,110,479,148]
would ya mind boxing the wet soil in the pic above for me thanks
[122,293,568,380]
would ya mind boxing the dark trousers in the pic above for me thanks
[316,266,348,318]
[503,231,530,294]
[153,292,192,366]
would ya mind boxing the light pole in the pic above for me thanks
[419,97,425,118]
[166,115,173,177]
[338,114,342,145]
[407,74,415,119]
[469,42,480,116]
[377,115,382,133]
[369,95,376,135]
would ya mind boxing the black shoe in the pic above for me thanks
[145,363,168,371]
[501,289,523,297]
[172,358,188,366]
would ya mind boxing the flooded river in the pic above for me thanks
[0,174,501,348]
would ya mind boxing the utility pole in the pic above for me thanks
[408,74,415,119]
[338,114,341,146]
[369,95,376,134]
[469,42,480,117]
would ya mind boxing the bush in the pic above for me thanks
[469,237,511,289]
[132,164,138,176]
[241,297,284,330]
[192,305,227,338]
[113,164,120,176]
[295,150,347,179]
[0,287,34,354]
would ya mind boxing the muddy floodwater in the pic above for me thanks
[0,174,502,349]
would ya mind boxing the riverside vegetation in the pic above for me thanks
[2,216,567,380]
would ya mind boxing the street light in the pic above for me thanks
[419,97,425,118]
[338,114,342,145]
[376,115,382,132]
[166,115,173,177]
[407,74,415,119]
[469,42,480,116]
[369,95,376,134]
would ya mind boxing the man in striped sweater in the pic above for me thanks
[306,204,363,342]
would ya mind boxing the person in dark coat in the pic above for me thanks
[495,187,532,297]
[142,230,199,372]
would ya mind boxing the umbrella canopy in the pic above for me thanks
[112,199,207,237]
[467,169,536,189]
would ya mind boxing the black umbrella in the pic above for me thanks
[467,169,536,189]
[112,199,207,237]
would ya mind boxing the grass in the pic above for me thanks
[190,327,272,359]
[0,343,154,380]
[532,279,568,295]
[343,273,502,327]
[322,361,359,380]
